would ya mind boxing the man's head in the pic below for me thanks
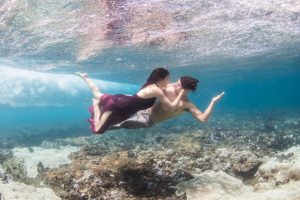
[179,76,199,92]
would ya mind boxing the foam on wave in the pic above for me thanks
[0,66,138,107]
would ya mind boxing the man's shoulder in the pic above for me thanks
[166,84,176,92]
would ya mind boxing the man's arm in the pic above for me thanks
[186,92,225,122]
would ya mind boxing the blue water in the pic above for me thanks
[0,0,300,146]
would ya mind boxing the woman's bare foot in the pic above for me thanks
[76,72,88,79]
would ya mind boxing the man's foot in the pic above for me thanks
[76,72,88,79]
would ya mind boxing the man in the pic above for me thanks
[110,76,225,129]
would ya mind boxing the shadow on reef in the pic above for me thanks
[42,150,193,199]
[117,163,193,197]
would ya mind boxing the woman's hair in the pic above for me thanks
[141,67,170,89]
[180,76,199,92]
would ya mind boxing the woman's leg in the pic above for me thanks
[77,72,103,126]
[76,72,102,99]
[92,98,102,130]
[94,110,113,133]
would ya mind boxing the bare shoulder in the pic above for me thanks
[166,84,176,92]
[147,85,163,94]
[139,84,163,98]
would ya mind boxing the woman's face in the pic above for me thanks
[160,75,170,88]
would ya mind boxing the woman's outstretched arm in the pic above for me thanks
[76,72,102,99]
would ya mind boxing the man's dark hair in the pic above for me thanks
[180,76,199,92]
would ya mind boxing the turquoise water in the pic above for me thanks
[0,0,300,199]
[0,0,299,151]
[1,57,299,143]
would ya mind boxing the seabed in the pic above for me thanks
[1,111,300,200]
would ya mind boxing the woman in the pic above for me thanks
[77,68,186,134]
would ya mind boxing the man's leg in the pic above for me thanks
[109,109,153,130]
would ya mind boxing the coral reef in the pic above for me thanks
[175,146,300,200]
[2,158,27,181]
[43,150,190,199]
[255,146,300,187]
[12,145,80,178]
[0,181,60,200]
[175,170,300,200]
[0,111,299,199]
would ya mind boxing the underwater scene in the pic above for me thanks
[1,0,300,199]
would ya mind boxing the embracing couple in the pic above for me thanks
[77,67,224,135]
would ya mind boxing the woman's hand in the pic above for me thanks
[212,91,225,103]
[179,88,189,96]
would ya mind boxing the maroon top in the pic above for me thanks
[88,94,156,134]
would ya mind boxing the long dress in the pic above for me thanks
[88,93,156,134]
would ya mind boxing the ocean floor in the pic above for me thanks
[0,111,300,200]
